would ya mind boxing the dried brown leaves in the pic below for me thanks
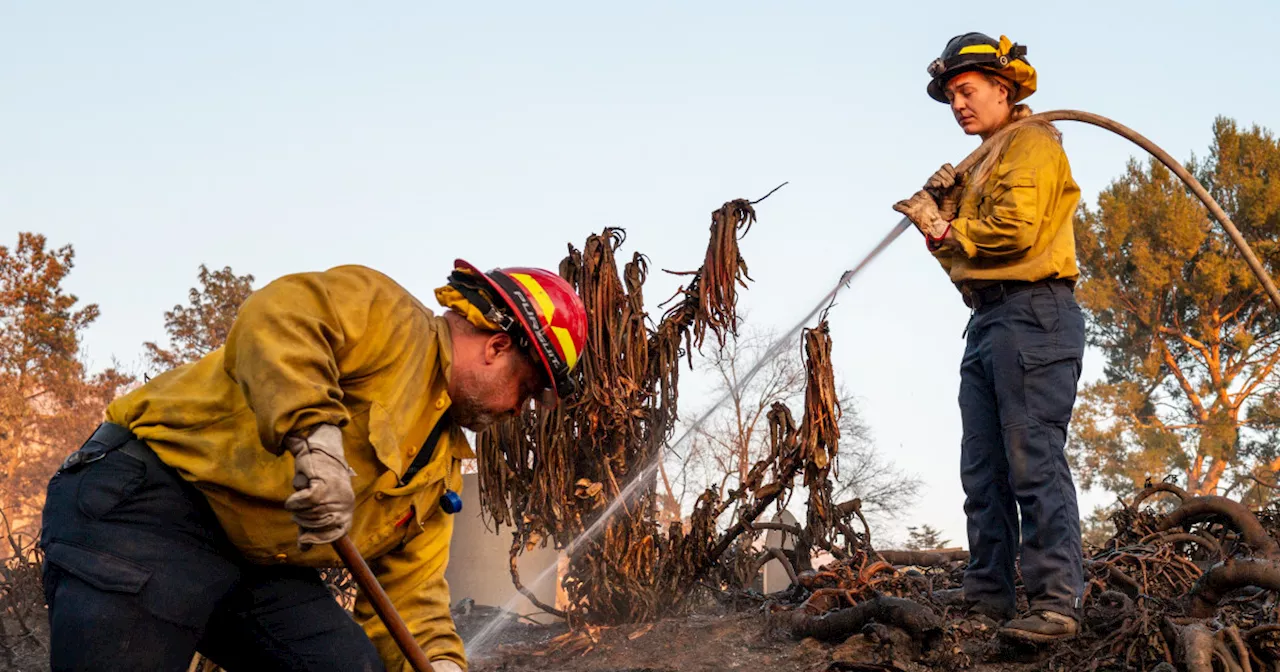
[476,197,855,626]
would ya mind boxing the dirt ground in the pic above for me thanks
[457,602,1060,672]
[0,611,49,672]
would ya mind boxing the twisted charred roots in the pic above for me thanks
[1188,558,1280,618]
[1140,532,1224,559]
[1132,482,1191,509]
[1087,560,1143,598]
[876,549,970,567]
[752,547,799,586]
[509,537,568,619]
[751,522,849,561]
[789,596,942,646]
[1158,496,1280,558]
[704,464,803,570]
[1245,623,1280,641]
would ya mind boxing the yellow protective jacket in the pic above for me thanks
[932,122,1081,288]
[106,265,471,671]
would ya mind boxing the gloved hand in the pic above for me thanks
[893,190,950,240]
[924,163,957,191]
[431,660,464,672]
[937,185,962,222]
[283,424,356,551]
[925,163,962,221]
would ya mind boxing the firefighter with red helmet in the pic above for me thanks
[40,262,587,672]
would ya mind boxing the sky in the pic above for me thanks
[3,1,1279,548]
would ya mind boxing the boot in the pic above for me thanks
[999,611,1078,643]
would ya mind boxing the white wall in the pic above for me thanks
[761,509,799,594]
[445,473,564,624]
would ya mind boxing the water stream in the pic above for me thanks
[463,220,908,658]
[464,453,665,657]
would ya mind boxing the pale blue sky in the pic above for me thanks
[3,1,1278,546]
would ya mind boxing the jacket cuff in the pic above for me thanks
[948,218,980,259]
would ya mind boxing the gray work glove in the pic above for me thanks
[893,190,950,240]
[283,424,356,551]
[431,661,464,672]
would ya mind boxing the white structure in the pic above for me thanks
[761,509,799,594]
[444,473,564,624]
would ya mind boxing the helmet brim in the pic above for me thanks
[927,64,1036,104]
[927,64,988,103]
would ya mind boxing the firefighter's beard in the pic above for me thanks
[451,398,500,431]
[449,365,518,432]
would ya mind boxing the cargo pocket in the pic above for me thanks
[44,540,152,594]
[1018,346,1082,427]
[138,554,240,629]
[45,539,237,630]
[1028,286,1061,333]
[76,452,146,520]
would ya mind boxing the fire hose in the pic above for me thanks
[667,108,1279,461]
[924,110,1280,310]
[338,110,1278,671]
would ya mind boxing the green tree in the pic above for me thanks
[144,264,254,372]
[904,524,950,551]
[1071,119,1280,503]
[1080,506,1118,550]
[0,233,133,530]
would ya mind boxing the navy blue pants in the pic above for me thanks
[39,429,384,672]
[958,280,1085,618]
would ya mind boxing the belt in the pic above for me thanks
[961,278,1074,312]
[59,422,150,472]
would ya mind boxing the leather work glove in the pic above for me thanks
[893,190,950,240]
[936,184,962,222]
[924,163,962,221]
[431,661,464,672]
[283,424,357,551]
[924,163,957,191]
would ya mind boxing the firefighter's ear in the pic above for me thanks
[482,331,517,364]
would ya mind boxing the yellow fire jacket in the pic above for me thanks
[931,122,1081,287]
[106,265,470,671]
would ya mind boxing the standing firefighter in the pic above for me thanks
[39,262,586,671]
[893,33,1085,642]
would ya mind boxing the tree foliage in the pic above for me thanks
[903,524,950,551]
[1071,118,1280,502]
[144,264,254,372]
[0,234,133,529]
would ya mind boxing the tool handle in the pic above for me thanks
[334,535,436,672]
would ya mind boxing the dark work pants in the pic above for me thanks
[958,280,1085,618]
[39,432,384,672]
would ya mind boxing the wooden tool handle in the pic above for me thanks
[334,535,436,672]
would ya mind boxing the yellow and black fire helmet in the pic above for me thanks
[926,33,1037,104]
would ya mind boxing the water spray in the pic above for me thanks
[452,109,1279,663]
